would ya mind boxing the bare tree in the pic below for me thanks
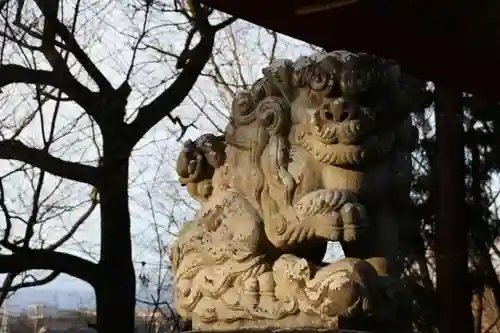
[0,2,327,332]
[0,1,236,332]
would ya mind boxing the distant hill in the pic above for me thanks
[5,288,95,314]
[4,286,173,314]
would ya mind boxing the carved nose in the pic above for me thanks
[321,101,352,123]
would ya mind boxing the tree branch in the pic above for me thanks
[0,271,60,307]
[47,190,98,250]
[33,0,114,93]
[0,272,16,307]
[126,0,236,144]
[0,140,98,185]
[12,271,60,291]
[213,17,237,32]
[0,249,96,286]
[128,30,215,144]
[0,64,96,110]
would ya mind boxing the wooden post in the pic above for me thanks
[434,85,473,333]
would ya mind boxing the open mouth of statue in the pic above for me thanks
[294,126,396,167]
[308,100,375,145]
[311,118,368,145]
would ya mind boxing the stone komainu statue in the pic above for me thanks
[170,51,417,330]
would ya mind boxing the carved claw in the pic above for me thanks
[295,189,355,217]
[294,189,368,242]
[340,202,368,242]
[286,224,316,244]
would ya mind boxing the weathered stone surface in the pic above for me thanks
[170,51,416,330]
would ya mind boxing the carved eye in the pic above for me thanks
[309,67,332,92]
[309,68,343,101]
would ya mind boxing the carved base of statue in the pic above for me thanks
[171,189,406,331]
[187,256,394,331]
[193,314,339,331]
[170,51,416,331]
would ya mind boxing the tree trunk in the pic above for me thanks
[469,119,500,333]
[96,127,136,333]
[434,86,473,333]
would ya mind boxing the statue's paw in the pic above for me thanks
[310,213,343,241]
[340,202,368,242]
[293,189,367,242]
[295,189,356,217]
[282,224,317,245]
[309,202,367,242]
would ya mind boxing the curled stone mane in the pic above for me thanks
[222,51,407,226]
[224,60,296,218]
[171,51,416,331]
[226,64,294,147]
[226,50,406,151]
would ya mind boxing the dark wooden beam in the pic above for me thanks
[200,0,500,101]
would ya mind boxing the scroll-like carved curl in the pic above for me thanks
[231,91,255,125]
[250,77,280,102]
[255,97,289,136]
[230,74,289,127]
[176,134,226,201]
[176,139,205,185]
[307,64,343,99]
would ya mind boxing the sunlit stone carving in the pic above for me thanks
[170,51,416,330]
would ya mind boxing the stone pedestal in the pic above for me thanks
[186,328,378,333]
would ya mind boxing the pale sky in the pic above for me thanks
[0,0,344,308]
